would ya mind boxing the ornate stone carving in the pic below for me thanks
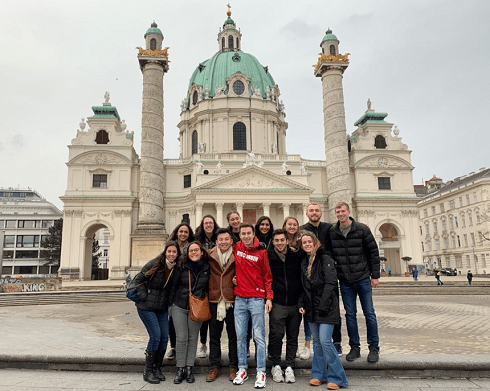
[236,176,275,188]
[313,52,350,73]
[136,46,169,57]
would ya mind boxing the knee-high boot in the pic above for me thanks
[154,350,166,381]
[143,350,160,384]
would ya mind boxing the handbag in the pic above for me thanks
[188,270,211,322]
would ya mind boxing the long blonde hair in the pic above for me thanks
[282,216,301,249]
[300,232,321,277]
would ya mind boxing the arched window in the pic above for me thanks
[192,131,198,154]
[222,37,225,50]
[192,91,198,105]
[228,35,234,50]
[374,135,387,149]
[95,130,109,144]
[150,38,157,50]
[233,122,246,150]
[329,45,336,55]
[236,37,240,50]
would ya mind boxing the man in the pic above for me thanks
[328,202,381,363]
[267,229,303,384]
[232,223,273,389]
[205,228,238,382]
[300,203,343,356]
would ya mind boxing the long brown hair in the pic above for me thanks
[282,216,301,249]
[300,232,321,277]
[144,240,181,278]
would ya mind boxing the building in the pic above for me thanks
[0,188,62,276]
[60,8,421,280]
[418,168,490,274]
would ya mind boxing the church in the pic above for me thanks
[59,8,422,280]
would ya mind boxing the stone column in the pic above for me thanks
[315,59,351,222]
[262,202,271,217]
[216,203,224,227]
[302,203,309,225]
[195,203,203,226]
[282,202,291,220]
[236,202,244,219]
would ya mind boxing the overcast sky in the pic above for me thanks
[1,0,489,210]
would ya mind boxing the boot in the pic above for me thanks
[154,349,166,381]
[143,350,160,384]
[185,366,195,383]
[174,367,186,384]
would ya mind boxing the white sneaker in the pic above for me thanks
[284,367,295,383]
[233,368,248,385]
[296,349,299,358]
[197,344,207,358]
[299,347,311,360]
[255,371,266,388]
[271,365,284,383]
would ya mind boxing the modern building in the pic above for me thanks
[0,188,62,276]
[60,8,421,280]
[418,168,490,274]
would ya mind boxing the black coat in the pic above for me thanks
[267,247,303,306]
[134,255,175,312]
[300,222,332,251]
[298,247,340,324]
[328,217,380,283]
[169,260,210,310]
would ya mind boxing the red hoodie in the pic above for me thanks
[233,238,273,300]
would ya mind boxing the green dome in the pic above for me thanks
[224,16,235,28]
[187,51,276,100]
[146,26,163,36]
[322,29,338,41]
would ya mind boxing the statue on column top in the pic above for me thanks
[104,91,110,104]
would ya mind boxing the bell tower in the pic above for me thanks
[314,29,352,221]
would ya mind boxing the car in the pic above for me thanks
[439,267,457,276]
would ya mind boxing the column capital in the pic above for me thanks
[235,202,244,208]
[282,202,291,208]
[215,202,224,209]
[195,202,203,209]
[262,202,271,207]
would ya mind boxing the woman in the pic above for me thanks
[169,223,195,253]
[133,241,181,384]
[283,216,301,250]
[169,241,210,384]
[255,216,274,251]
[194,215,220,358]
[298,232,348,390]
[226,211,241,244]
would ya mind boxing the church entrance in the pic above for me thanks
[379,223,401,276]
[83,224,111,280]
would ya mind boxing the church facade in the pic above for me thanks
[59,9,421,280]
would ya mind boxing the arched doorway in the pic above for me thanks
[379,223,401,275]
[83,223,111,280]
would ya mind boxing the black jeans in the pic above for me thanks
[200,320,209,345]
[169,316,176,348]
[268,303,301,367]
[208,302,238,368]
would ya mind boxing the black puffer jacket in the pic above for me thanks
[169,261,210,310]
[300,222,332,251]
[328,217,380,283]
[268,247,303,306]
[134,254,175,312]
[298,247,340,324]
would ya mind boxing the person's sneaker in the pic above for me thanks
[346,347,361,362]
[197,344,207,358]
[296,349,299,358]
[284,366,295,383]
[334,343,342,357]
[299,347,311,359]
[165,348,176,360]
[233,368,248,385]
[254,371,266,389]
[367,346,379,363]
[271,365,284,383]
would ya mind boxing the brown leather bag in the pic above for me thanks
[188,270,211,322]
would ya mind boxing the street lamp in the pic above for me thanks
[402,256,412,274]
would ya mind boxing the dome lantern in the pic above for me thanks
[217,4,242,53]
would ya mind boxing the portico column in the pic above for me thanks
[282,202,291,220]
[262,202,271,217]
[236,202,244,219]
[302,203,309,225]
[195,203,203,226]
[216,202,224,227]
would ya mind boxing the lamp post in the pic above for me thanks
[402,256,412,277]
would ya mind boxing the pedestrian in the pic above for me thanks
[328,202,381,363]
[133,241,181,384]
[268,229,303,384]
[205,228,238,382]
[299,232,348,390]
[232,223,273,389]
[169,241,210,384]
[434,269,443,286]
[412,267,418,281]
[387,267,391,277]
[467,270,473,286]
[255,216,274,251]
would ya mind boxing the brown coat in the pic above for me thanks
[207,247,236,303]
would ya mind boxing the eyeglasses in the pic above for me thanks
[188,248,201,253]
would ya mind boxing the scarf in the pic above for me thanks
[166,259,176,270]
[216,247,233,321]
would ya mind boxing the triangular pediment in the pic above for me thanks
[193,166,313,193]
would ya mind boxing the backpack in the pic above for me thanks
[126,275,147,303]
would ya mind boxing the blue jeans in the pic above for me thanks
[303,316,311,341]
[137,308,169,352]
[340,277,379,350]
[310,322,348,386]
[234,297,266,372]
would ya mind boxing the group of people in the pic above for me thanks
[131,202,381,390]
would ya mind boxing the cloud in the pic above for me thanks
[11,134,24,148]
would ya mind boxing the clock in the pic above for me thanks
[378,157,388,168]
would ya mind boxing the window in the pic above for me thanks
[221,37,225,50]
[103,235,109,244]
[435,239,440,251]
[41,220,54,228]
[0,220,3,228]
[192,131,198,154]
[425,224,430,235]
[432,206,436,215]
[103,249,108,257]
[424,209,428,217]
[440,204,445,213]
[457,235,461,247]
[433,221,438,232]
[444,238,449,250]
[449,217,454,229]
[6,220,16,228]
[476,211,481,223]
[15,250,39,259]
[462,214,466,227]
[233,122,246,150]
[442,219,447,231]
[449,200,455,209]
[469,214,473,226]
[455,216,459,228]
[459,197,463,207]
[183,174,191,188]
[192,91,198,105]
[4,235,15,248]
[374,135,387,149]
[466,255,470,267]
[18,220,41,228]
[419,226,423,235]
[421,242,425,252]
[378,177,391,190]
[95,130,109,144]
[3,250,14,259]
[228,35,234,50]
[466,194,470,205]
[233,80,245,95]
[14,265,37,274]
[236,37,240,50]
[456,256,463,268]
[93,174,108,188]
[474,192,478,202]
[463,234,468,247]
[329,44,336,55]
[451,236,456,248]
[427,240,432,251]
[150,38,156,50]
[446,257,451,267]
[471,233,475,246]
[483,254,486,268]
[16,235,39,248]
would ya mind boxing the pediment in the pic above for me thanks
[69,151,132,165]
[194,166,313,193]
[354,154,413,170]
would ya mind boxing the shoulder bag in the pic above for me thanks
[188,270,211,322]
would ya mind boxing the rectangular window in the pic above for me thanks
[183,174,191,188]
[462,215,466,227]
[456,256,463,268]
[449,200,455,209]
[2,266,13,274]
[433,222,438,232]
[440,204,445,213]
[459,197,463,207]
[466,255,470,267]
[452,236,456,248]
[103,249,108,257]
[476,211,480,223]
[6,220,17,228]
[449,217,454,229]
[469,214,473,226]
[455,217,459,228]
[425,225,430,235]
[424,209,428,217]
[474,192,478,202]
[4,235,15,248]
[93,174,108,188]
[444,238,449,250]
[0,220,4,228]
[466,195,470,205]
[435,239,440,251]
[3,250,14,259]
[378,177,391,190]
[457,235,461,247]
[427,240,432,251]
[419,226,423,235]
[15,250,39,259]
[39,266,50,275]
[482,254,486,268]
[463,234,468,247]
[14,265,37,274]
[471,233,475,246]
[16,235,40,248]
[18,220,41,229]
[421,242,425,252]
[432,206,436,215]
[442,220,447,231]
[42,220,54,228]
